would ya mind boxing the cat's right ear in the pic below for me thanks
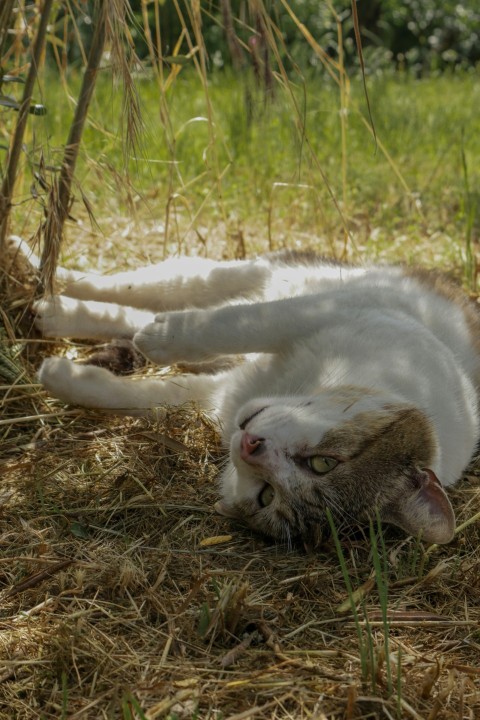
[214,500,244,520]
[382,468,455,544]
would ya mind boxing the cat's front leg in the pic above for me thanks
[133,310,216,363]
[133,295,334,364]
[34,296,155,340]
[133,306,270,364]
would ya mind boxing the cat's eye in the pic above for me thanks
[258,484,275,507]
[306,456,338,474]
[239,406,267,430]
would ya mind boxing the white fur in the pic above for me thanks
[35,296,154,339]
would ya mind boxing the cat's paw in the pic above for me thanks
[134,311,209,364]
[34,296,84,338]
[39,356,80,403]
[38,356,114,406]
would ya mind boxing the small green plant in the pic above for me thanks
[328,509,400,702]
[327,509,371,684]
[369,514,393,694]
[460,127,477,292]
[60,670,69,720]
[121,692,148,720]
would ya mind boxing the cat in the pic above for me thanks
[17,238,480,547]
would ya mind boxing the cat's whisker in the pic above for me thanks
[215,454,231,471]
[283,520,293,552]
[322,493,358,529]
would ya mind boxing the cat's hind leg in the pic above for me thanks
[11,236,271,312]
[60,257,271,312]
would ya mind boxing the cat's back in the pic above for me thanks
[263,250,369,300]
[351,264,480,382]
[263,251,480,383]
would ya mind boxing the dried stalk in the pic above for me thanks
[221,0,245,69]
[0,0,55,256]
[39,1,107,293]
[104,0,143,161]
[350,0,376,148]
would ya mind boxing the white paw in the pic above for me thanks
[38,356,114,406]
[38,357,78,403]
[33,296,82,338]
[134,311,208,365]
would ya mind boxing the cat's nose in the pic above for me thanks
[240,432,265,462]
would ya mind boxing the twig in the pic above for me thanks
[0,408,83,426]
[6,558,74,597]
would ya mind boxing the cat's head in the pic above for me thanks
[216,390,455,546]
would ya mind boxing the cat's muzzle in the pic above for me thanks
[240,432,266,463]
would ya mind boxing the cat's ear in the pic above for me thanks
[214,500,244,520]
[382,468,455,544]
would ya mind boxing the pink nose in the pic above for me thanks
[240,432,264,462]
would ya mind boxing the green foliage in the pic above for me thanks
[372,0,480,73]
[125,0,480,75]
[40,1,480,77]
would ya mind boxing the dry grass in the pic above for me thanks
[2,239,480,720]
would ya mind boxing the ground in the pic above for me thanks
[2,233,480,720]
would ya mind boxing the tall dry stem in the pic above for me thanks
[0,0,54,257]
[39,1,107,293]
[105,0,144,162]
[221,0,245,69]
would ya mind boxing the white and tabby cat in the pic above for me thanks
[21,240,480,546]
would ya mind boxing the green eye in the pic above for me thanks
[306,456,338,474]
[259,484,275,507]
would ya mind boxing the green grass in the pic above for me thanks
[5,67,480,274]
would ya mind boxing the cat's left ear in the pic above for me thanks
[382,468,455,544]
